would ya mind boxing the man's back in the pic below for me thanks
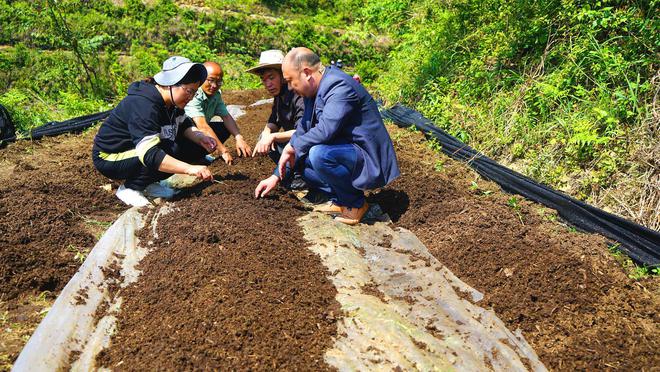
[298,65,399,190]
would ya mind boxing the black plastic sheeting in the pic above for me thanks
[0,104,16,148]
[381,103,660,267]
[0,110,111,146]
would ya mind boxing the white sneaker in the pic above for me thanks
[144,182,178,199]
[116,184,150,207]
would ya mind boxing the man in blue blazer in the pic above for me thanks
[255,47,400,225]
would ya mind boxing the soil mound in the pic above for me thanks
[97,186,339,370]
[0,134,124,300]
[97,89,339,370]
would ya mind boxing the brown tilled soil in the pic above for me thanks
[96,183,339,370]
[0,137,123,299]
[1,88,658,370]
[0,129,125,368]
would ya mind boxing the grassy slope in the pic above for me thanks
[372,0,659,230]
[0,0,388,129]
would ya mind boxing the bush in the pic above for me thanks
[0,89,51,132]
[374,0,658,220]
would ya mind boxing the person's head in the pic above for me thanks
[153,56,207,109]
[282,47,323,98]
[246,50,286,97]
[259,68,284,96]
[202,62,224,97]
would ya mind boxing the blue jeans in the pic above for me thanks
[303,144,365,208]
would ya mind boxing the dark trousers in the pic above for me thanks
[93,121,230,191]
[268,142,287,165]
[265,139,305,187]
[170,120,230,164]
[93,151,169,191]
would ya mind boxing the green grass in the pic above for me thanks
[433,160,444,172]
[83,218,112,228]
[608,243,659,280]
[373,0,658,230]
[0,0,391,131]
[66,245,90,264]
[506,196,524,225]
[84,217,113,240]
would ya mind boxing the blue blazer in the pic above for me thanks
[290,66,400,190]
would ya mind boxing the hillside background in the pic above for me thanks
[0,0,657,229]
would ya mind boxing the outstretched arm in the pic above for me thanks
[221,114,252,157]
[191,116,233,164]
[158,154,213,181]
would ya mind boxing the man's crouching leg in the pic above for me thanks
[306,144,368,225]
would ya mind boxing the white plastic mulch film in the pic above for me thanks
[12,206,174,372]
[299,213,547,371]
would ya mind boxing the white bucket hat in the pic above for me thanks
[153,56,207,86]
[246,49,285,75]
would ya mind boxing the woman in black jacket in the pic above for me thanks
[93,56,217,207]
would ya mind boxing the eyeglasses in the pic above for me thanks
[206,78,223,87]
[176,86,196,97]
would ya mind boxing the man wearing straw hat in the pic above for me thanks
[247,49,308,191]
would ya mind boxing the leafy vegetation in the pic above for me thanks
[372,0,659,229]
[507,196,524,225]
[66,244,90,264]
[609,243,660,279]
[0,0,390,132]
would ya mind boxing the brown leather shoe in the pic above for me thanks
[335,202,369,225]
[313,202,343,214]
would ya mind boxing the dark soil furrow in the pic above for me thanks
[370,128,660,370]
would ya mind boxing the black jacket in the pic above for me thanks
[93,81,193,169]
[268,84,304,131]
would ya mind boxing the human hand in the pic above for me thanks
[235,135,252,157]
[185,165,213,181]
[198,135,217,153]
[219,151,233,165]
[254,175,279,198]
[252,133,276,156]
[277,143,296,180]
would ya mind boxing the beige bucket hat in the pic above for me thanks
[246,49,285,75]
